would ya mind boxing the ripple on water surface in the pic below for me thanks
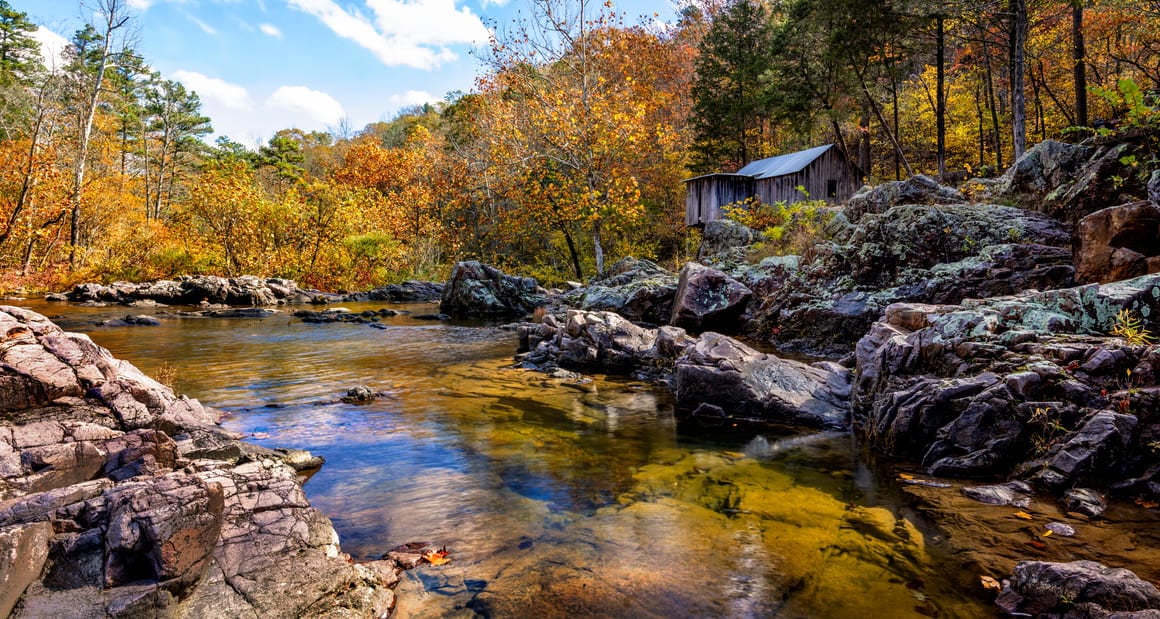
[22,300,991,618]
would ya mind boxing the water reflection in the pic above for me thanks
[12,300,989,618]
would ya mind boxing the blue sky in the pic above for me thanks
[18,0,675,147]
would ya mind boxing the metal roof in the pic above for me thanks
[681,172,751,183]
[734,144,834,179]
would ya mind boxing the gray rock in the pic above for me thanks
[1038,411,1137,489]
[844,174,966,221]
[439,261,545,318]
[1150,170,1160,207]
[670,262,752,333]
[697,219,755,260]
[673,332,851,429]
[995,560,1160,616]
[576,257,677,325]
[1063,487,1107,518]
[962,480,1034,507]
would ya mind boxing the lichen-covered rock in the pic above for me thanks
[574,257,678,325]
[995,561,1160,617]
[696,219,755,262]
[1075,201,1160,284]
[852,274,1160,490]
[439,261,546,318]
[673,332,851,429]
[670,262,752,333]
[844,174,965,221]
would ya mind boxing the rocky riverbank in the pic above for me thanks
[461,137,1160,616]
[0,306,401,617]
[47,275,444,307]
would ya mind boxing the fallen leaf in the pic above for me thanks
[1013,511,1034,520]
[898,473,915,480]
[1025,540,1047,550]
[1041,529,1053,537]
[980,575,1002,591]
[1135,498,1159,509]
[423,546,451,566]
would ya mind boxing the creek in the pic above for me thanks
[17,299,991,618]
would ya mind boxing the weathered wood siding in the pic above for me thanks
[753,148,859,206]
[684,175,755,226]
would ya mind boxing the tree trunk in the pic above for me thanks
[68,0,130,269]
[982,34,1004,170]
[593,220,604,276]
[936,14,946,178]
[1009,0,1029,159]
[1073,2,1088,127]
[859,107,871,180]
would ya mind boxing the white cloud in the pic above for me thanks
[389,90,438,110]
[266,86,345,126]
[31,26,69,70]
[287,0,489,70]
[259,23,282,38]
[172,70,253,110]
[127,0,157,9]
[186,14,218,35]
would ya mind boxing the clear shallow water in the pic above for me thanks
[12,299,991,618]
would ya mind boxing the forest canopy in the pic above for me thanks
[0,0,1156,291]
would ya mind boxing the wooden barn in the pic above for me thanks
[684,144,860,226]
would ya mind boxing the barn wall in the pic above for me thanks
[685,176,754,226]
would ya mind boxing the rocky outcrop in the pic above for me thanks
[995,561,1160,618]
[996,138,1152,224]
[843,174,966,220]
[569,257,678,325]
[1075,201,1160,284]
[0,306,400,617]
[750,200,1074,355]
[56,276,321,307]
[853,274,1160,492]
[673,333,851,429]
[669,262,752,333]
[439,261,546,318]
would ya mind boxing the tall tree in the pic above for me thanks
[0,0,39,85]
[690,0,776,172]
[65,0,131,268]
[142,77,210,219]
[1009,0,1029,158]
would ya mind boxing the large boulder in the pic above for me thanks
[439,261,546,318]
[1150,170,1160,206]
[997,138,1151,223]
[843,174,965,221]
[670,262,752,333]
[573,257,678,325]
[673,332,851,429]
[0,306,402,617]
[1075,201,1160,284]
[696,219,755,262]
[995,561,1160,617]
[518,310,693,377]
